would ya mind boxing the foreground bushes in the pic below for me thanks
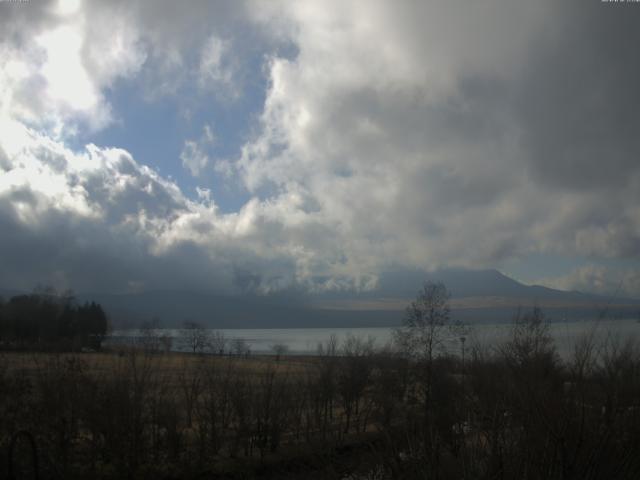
[2,324,640,479]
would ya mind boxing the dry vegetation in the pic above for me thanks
[3,287,640,479]
[3,326,640,480]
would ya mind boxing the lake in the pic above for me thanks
[107,318,640,359]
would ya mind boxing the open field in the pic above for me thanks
[1,350,316,379]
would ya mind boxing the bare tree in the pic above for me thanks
[394,281,452,363]
[393,281,454,463]
[338,334,375,433]
[178,356,203,428]
[231,337,250,357]
[139,317,163,354]
[182,320,210,354]
[209,330,227,356]
[315,334,339,439]
[270,343,289,361]
[500,306,557,367]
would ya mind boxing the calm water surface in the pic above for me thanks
[108,318,640,358]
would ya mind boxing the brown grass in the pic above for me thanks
[1,349,314,382]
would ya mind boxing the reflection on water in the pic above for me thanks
[107,318,640,358]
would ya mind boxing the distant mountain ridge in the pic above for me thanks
[373,268,626,302]
[2,269,638,328]
[86,269,640,328]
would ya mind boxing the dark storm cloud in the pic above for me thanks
[0,179,234,294]
[0,0,56,37]
[516,2,640,191]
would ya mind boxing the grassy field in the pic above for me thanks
[1,349,316,379]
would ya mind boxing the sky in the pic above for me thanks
[0,0,639,299]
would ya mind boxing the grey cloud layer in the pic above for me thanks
[240,1,640,265]
[0,0,639,295]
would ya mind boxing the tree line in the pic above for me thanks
[0,288,108,350]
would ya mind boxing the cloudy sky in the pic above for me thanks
[0,0,639,298]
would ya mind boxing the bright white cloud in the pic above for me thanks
[180,140,209,177]
[56,0,81,16]
[180,124,215,177]
[37,27,96,111]
[0,1,146,137]
[198,35,238,98]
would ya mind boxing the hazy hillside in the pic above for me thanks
[3,269,637,329]
[76,269,640,329]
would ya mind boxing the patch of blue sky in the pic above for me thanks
[63,22,299,214]
[78,59,269,214]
